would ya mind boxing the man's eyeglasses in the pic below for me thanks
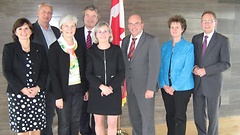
[201,20,215,23]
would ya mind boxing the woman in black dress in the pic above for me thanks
[86,21,125,135]
[2,18,48,135]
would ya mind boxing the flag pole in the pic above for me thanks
[117,115,122,134]
[109,0,127,134]
[117,115,128,135]
[117,82,128,135]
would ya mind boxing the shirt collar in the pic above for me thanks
[204,30,214,39]
[84,26,94,34]
[39,24,52,31]
[130,30,143,40]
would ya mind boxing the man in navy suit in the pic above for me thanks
[75,5,100,135]
[32,3,60,135]
[192,10,231,135]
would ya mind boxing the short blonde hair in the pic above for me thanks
[92,21,113,44]
[59,15,78,29]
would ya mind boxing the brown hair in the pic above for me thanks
[168,15,187,34]
[12,18,33,42]
[201,10,217,20]
[83,5,101,20]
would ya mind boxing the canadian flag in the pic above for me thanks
[110,0,126,106]
[110,0,125,46]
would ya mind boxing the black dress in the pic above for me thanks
[2,41,48,133]
[7,52,46,132]
[86,44,125,115]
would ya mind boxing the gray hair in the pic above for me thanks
[59,15,78,28]
[38,2,53,13]
[92,21,113,44]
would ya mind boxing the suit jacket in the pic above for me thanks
[32,21,61,52]
[32,21,61,93]
[2,41,48,94]
[48,40,87,101]
[121,31,160,96]
[75,26,88,51]
[192,31,231,97]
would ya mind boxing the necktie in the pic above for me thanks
[202,35,208,56]
[128,38,137,60]
[86,31,92,49]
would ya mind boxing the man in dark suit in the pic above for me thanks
[192,10,231,135]
[74,5,100,135]
[31,3,60,135]
[121,14,160,135]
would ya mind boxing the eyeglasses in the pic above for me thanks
[201,20,215,23]
[96,30,109,34]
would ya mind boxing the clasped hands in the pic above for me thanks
[21,86,40,98]
[193,65,206,77]
[163,85,174,95]
[99,84,113,97]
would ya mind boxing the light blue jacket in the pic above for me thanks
[158,37,194,91]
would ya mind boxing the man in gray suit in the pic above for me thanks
[192,10,230,135]
[121,14,160,135]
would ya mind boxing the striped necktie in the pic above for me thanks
[86,31,92,49]
[128,38,137,61]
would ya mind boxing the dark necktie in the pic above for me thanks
[128,38,137,61]
[86,31,92,49]
[202,35,208,56]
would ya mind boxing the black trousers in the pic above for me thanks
[161,89,192,135]
[56,84,84,135]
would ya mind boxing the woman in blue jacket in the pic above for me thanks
[158,15,194,135]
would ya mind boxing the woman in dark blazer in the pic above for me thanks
[86,21,125,135]
[2,18,48,135]
[48,15,87,135]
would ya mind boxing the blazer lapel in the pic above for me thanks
[15,42,27,62]
[51,26,60,39]
[29,43,39,63]
[35,22,48,50]
[122,36,130,61]
[131,32,145,62]
[82,28,86,44]
[202,32,217,61]
[197,34,204,61]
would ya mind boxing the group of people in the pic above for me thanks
[2,2,230,135]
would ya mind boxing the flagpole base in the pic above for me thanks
[117,129,128,135]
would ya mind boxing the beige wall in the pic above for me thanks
[0,0,239,130]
